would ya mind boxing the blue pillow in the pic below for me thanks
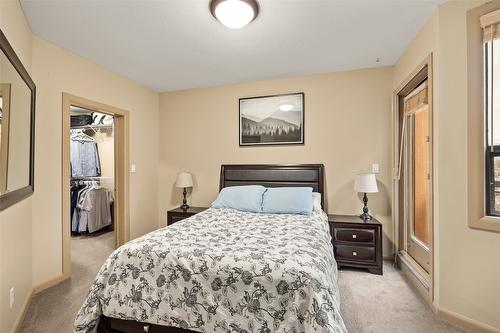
[262,187,313,215]
[212,185,266,213]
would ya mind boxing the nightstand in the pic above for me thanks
[167,207,208,225]
[328,214,383,275]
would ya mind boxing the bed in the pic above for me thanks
[74,164,347,333]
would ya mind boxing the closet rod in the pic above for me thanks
[70,124,113,130]
[71,176,112,180]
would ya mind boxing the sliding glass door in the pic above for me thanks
[400,80,431,273]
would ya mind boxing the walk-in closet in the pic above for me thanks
[69,106,115,260]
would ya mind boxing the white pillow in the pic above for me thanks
[312,192,322,211]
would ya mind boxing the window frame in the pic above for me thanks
[467,3,500,233]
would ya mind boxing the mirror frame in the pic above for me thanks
[0,29,36,211]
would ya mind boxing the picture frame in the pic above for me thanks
[239,92,304,146]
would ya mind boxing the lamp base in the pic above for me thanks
[359,192,372,221]
[359,212,373,221]
[181,187,189,211]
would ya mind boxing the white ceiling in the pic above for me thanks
[20,0,442,92]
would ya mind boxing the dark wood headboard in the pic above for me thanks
[219,164,325,208]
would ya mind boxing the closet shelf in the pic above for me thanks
[70,124,113,130]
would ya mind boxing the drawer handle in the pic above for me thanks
[352,234,357,239]
[144,325,150,332]
[352,251,357,256]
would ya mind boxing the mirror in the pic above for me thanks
[0,29,36,211]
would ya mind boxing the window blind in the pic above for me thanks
[397,80,428,180]
[403,81,428,114]
[482,9,500,151]
[481,9,500,42]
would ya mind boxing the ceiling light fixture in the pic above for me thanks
[210,0,259,29]
[279,104,294,112]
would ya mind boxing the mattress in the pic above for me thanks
[74,207,347,333]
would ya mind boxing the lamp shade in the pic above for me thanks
[176,172,193,188]
[354,173,378,193]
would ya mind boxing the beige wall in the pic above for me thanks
[0,2,160,332]
[0,1,33,332]
[394,1,500,330]
[159,67,395,256]
[393,11,439,89]
[31,35,160,286]
[437,1,499,329]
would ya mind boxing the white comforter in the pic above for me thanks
[74,208,347,333]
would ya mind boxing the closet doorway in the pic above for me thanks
[61,93,129,280]
[394,55,434,303]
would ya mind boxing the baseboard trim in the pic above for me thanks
[435,307,500,333]
[32,273,68,294]
[11,274,68,333]
[11,288,33,333]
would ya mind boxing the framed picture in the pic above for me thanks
[239,92,304,146]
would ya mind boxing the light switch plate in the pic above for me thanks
[372,163,380,173]
[130,164,136,173]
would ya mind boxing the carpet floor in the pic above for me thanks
[338,265,467,333]
[18,233,467,333]
[18,230,115,333]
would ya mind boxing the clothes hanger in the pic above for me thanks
[71,128,95,141]
[90,179,101,190]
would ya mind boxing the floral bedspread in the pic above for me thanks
[74,208,347,333]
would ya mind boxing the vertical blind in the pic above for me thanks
[403,81,428,114]
[481,9,500,42]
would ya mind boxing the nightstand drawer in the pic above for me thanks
[335,245,375,262]
[167,207,208,226]
[334,228,374,243]
[169,215,187,224]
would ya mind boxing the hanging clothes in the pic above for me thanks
[71,182,113,234]
[71,183,91,233]
[78,186,112,233]
[70,183,86,222]
[70,117,114,235]
[70,131,101,177]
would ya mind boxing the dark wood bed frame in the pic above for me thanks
[97,164,325,333]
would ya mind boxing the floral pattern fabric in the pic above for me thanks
[74,208,347,333]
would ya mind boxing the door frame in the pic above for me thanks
[61,93,130,280]
[393,54,434,303]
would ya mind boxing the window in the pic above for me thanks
[467,4,500,232]
[482,10,500,216]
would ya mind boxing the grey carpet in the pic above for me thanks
[338,264,467,333]
[18,233,467,333]
[18,231,115,333]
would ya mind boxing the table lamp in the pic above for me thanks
[354,173,378,220]
[176,172,193,210]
